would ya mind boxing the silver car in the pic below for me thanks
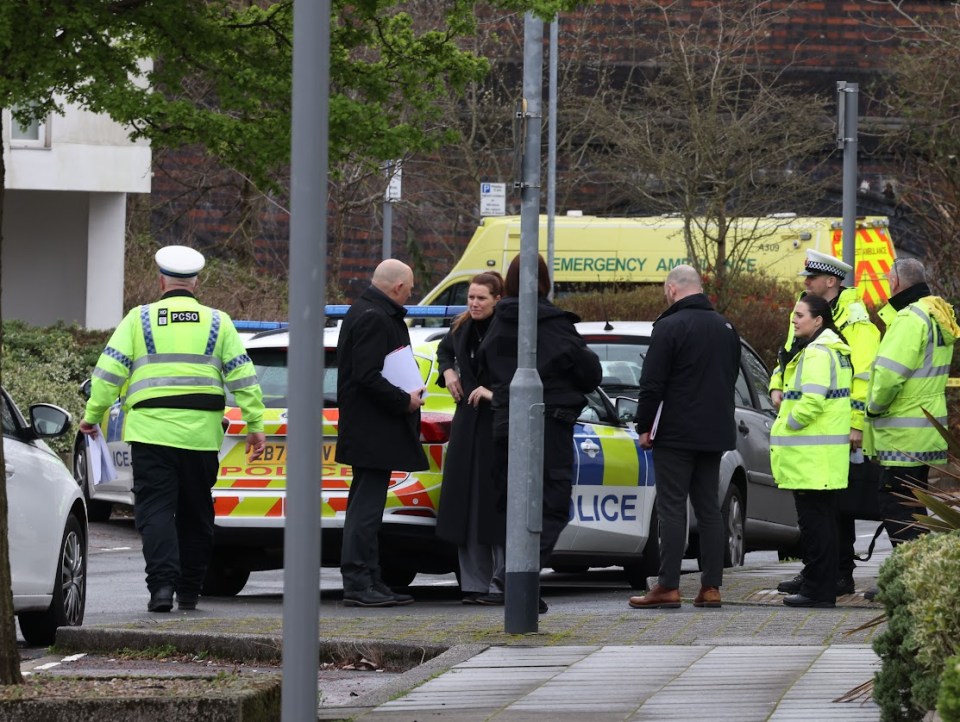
[576,321,800,566]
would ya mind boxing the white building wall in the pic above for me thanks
[1,190,88,326]
[2,95,151,328]
[85,194,127,329]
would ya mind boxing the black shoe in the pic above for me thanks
[777,574,803,594]
[836,576,855,596]
[461,592,484,605]
[476,592,505,606]
[538,597,548,614]
[343,587,397,607]
[783,593,835,609]
[177,592,199,611]
[864,588,879,602]
[148,585,175,613]
[373,581,414,606]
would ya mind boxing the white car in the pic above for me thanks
[3,388,87,645]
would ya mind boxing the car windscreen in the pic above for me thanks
[585,340,649,388]
[225,348,338,408]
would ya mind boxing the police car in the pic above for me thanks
[75,314,659,594]
[577,321,801,566]
[208,327,657,593]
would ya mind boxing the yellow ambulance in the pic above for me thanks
[419,213,897,309]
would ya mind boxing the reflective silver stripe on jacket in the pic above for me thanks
[93,368,127,386]
[127,375,225,397]
[226,375,259,391]
[131,353,223,373]
[770,434,850,446]
[870,415,947,428]
[800,383,828,395]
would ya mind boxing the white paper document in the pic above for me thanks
[381,345,426,395]
[649,401,664,440]
[86,431,118,485]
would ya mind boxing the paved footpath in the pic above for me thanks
[356,643,879,722]
[311,555,888,722]
[51,552,891,721]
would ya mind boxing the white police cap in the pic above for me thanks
[155,245,205,278]
[799,249,852,279]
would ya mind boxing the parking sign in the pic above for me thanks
[480,182,506,216]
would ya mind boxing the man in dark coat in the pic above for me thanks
[336,259,428,607]
[628,264,740,610]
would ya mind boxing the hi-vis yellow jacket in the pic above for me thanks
[83,291,264,451]
[864,294,959,467]
[769,288,879,431]
[771,329,853,490]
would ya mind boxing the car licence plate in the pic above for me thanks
[259,442,286,463]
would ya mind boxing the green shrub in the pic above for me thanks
[1,321,110,454]
[873,531,960,720]
[940,655,960,722]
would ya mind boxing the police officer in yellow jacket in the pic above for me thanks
[770,249,879,597]
[865,257,959,545]
[80,246,266,613]
[771,295,852,608]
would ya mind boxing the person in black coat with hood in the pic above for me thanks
[476,254,602,611]
[435,272,505,604]
[627,264,740,611]
[336,259,428,607]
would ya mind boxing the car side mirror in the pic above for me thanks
[79,379,92,400]
[29,404,71,438]
[615,396,638,424]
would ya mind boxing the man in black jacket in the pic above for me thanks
[336,259,428,607]
[628,265,740,610]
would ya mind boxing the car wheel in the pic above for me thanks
[624,507,660,590]
[73,434,112,523]
[380,566,417,589]
[722,485,746,568]
[18,513,86,646]
[202,556,251,597]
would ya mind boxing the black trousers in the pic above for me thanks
[878,464,930,546]
[652,447,723,590]
[794,489,838,603]
[131,442,219,596]
[340,466,391,592]
[492,414,576,572]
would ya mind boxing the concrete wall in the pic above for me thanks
[2,190,89,326]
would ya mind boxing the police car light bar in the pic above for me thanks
[233,305,467,332]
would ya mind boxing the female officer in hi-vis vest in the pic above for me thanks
[80,245,265,613]
[771,294,852,609]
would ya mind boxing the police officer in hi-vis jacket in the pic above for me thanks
[80,245,265,613]
[770,249,880,598]
[865,257,959,546]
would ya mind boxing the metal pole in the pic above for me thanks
[838,81,858,285]
[546,16,558,301]
[383,200,393,260]
[383,160,393,260]
[282,0,328,718]
[505,11,544,635]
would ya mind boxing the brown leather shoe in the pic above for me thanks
[693,586,721,608]
[628,584,681,609]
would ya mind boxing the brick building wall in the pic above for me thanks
[149,1,946,301]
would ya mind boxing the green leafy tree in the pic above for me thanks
[0,0,585,687]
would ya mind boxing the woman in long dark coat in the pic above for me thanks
[435,272,505,603]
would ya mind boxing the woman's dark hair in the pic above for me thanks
[451,271,504,332]
[799,294,846,343]
[504,254,551,298]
